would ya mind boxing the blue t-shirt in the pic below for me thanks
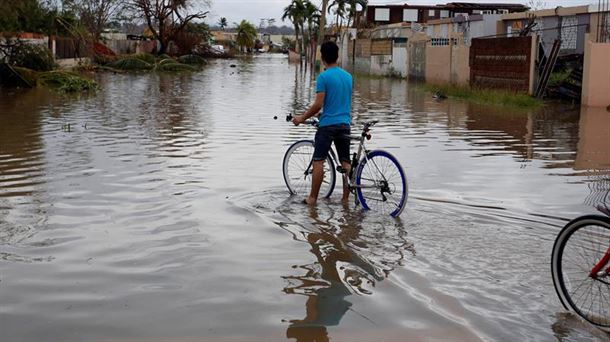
[315,67,352,127]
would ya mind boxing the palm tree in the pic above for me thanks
[304,1,320,62]
[346,0,367,28]
[218,17,228,30]
[328,0,347,31]
[235,20,257,52]
[282,0,306,54]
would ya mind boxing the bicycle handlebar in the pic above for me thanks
[279,114,378,130]
[285,114,318,126]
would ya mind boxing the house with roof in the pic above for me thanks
[363,2,528,27]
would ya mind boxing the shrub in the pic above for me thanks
[157,54,173,61]
[177,54,207,65]
[38,71,98,92]
[109,58,154,71]
[157,58,176,66]
[11,44,55,71]
[133,53,156,64]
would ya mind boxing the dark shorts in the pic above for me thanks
[313,124,351,163]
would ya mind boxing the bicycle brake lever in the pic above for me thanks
[286,114,293,122]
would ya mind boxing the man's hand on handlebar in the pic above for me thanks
[291,115,302,126]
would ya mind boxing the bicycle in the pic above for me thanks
[551,205,610,329]
[281,114,408,217]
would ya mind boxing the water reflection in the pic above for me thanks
[2,56,610,341]
[277,202,414,341]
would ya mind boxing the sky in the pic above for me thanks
[204,0,597,27]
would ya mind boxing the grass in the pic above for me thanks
[548,70,571,87]
[421,83,543,109]
[38,71,98,92]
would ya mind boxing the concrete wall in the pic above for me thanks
[582,40,610,107]
[424,42,470,85]
[574,106,610,170]
[425,45,451,84]
[451,44,470,85]
[370,54,392,76]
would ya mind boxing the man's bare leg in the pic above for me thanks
[341,161,351,203]
[305,160,325,205]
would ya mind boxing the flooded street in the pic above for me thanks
[1,54,610,341]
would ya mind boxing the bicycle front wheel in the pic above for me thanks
[282,140,336,199]
[355,150,407,217]
[551,215,610,329]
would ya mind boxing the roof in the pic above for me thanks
[367,2,528,10]
[500,5,591,20]
[442,2,528,10]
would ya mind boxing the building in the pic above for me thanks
[501,5,609,56]
[364,2,528,26]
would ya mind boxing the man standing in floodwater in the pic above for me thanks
[292,41,353,205]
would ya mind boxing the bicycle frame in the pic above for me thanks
[302,121,389,195]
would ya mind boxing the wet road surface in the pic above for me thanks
[1,54,610,341]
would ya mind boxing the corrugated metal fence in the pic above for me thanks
[469,36,533,92]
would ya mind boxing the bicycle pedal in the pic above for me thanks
[336,166,346,174]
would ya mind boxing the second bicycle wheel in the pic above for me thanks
[551,215,610,329]
[282,140,336,198]
[355,150,407,217]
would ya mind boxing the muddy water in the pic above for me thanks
[1,54,610,341]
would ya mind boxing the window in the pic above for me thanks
[440,10,449,18]
[374,8,390,21]
[428,9,436,17]
[403,9,418,22]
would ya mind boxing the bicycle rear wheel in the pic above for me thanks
[282,140,336,198]
[355,150,407,217]
[551,215,610,329]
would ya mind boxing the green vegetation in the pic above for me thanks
[10,44,55,71]
[235,20,258,52]
[421,84,543,109]
[0,0,57,34]
[177,54,207,65]
[133,53,157,65]
[38,71,98,92]
[105,55,201,73]
[548,70,571,87]
[10,67,98,92]
[156,62,197,72]
[109,58,154,71]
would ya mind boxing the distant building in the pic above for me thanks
[501,5,609,56]
[426,13,502,45]
[363,2,528,26]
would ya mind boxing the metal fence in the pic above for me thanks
[469,36,533,92]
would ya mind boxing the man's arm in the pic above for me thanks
[293,92,325,126]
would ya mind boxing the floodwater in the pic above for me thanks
[1,54,610,342]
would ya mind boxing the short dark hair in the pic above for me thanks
[321,41,339,64]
